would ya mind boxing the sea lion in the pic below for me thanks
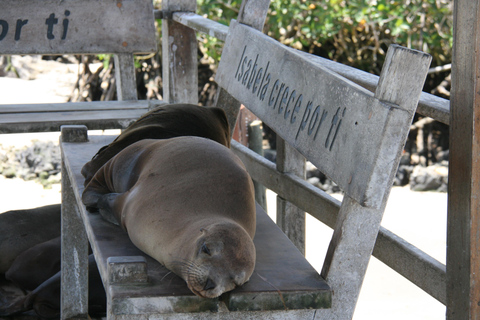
[0,204,61,273]
[6,236,61,291]
[82,137,256,298]
[81,103,231,186]
[0,255,106,319]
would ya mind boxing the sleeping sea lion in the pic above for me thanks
[81,103,230,186]
[0,204,61,274]
[6,236,61,291]
[0,255,106,319]
[82,137,256,298]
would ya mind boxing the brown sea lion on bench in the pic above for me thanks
[82,137,256,298]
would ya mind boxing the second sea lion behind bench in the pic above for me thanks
[81,104,231,186]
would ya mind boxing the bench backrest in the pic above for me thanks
[217,20,431,209]
[0,0,157,102]
[215,18,431,318]
[0,0,156,55]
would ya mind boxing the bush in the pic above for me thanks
[198,0,453,74]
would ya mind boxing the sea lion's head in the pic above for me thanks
[172,222,256,299]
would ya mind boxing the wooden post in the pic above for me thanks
[114,53,138,101]
[276,138,306,255]
[248,120,267,210]
[162,0,198,104]
[60,126,89,320]
[215,0,271,136]
[447,0,480,319]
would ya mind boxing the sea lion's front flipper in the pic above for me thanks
[97,193,122,226]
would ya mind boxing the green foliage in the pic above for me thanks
[198,0,453,73]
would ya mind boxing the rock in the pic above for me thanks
[307,177,321,188]
[394,165,413,187]
[410,164,448,192]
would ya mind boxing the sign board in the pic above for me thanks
[216,21,400,207]
[0,0,157,55]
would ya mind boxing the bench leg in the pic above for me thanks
[61,159,89,319]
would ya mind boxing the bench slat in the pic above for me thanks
[60,135,331,315]
[0,100,162,114]
[0,101,167,133]
[0,0,156,55]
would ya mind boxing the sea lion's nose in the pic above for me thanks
[203,278,216,291]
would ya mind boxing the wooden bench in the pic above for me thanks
[0,0,161,133]
[2,0,433,319]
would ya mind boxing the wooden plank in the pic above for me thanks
[60,139,89,319]
[172,12,228,41]
[0,0,156,55]
[0,100,163,114]
[217,21,403,208]
[237,0,271,31]
[276,139,306,254]
[60,135,331,316]
[0,109,152,133]
[373,227,446,304]
[447,0,480,319]
[114,53,138,101]
[214,0,271,136]
[295,50,450,125]
[161,0,198,104]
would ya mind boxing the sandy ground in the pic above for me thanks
[0,56,447,319]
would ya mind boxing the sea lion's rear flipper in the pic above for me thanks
[97,193,122,226]
[0,295,29,317]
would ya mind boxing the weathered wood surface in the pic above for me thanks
[316,45,430,320]
[60,134,331,317]
[214,0,271,136]
[167,13,449,126]
[217,21,413,209]
[172,12,228,41]
[276,139,306,255]
[0,100,166,133]
[61,129,89,320]
[232,141,447,304]
[295,50,450,125]
[447,0,480,319]
[0,0,156,55]
[161,0,198,104]
[114,53,138,101]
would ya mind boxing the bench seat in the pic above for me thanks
[60,132,331,316]
[0,101,166,133]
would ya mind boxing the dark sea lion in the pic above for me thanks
[82,137,256,298]
[0,255,106,319]
[6,236,61,291]
[0,204,61,274]
[81,103,231,186]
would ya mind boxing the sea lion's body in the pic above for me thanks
[6,236,61,291]
[82,137,256,298]
[81,104,230,186]
[0,204,61,274]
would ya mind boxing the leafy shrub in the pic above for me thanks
[198,0,453,74]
